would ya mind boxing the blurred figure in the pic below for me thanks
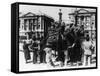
[23,41,31,63]
[82,36,92,66]
[64,49,69,66]
[73,38,82,65]
[44,47,52,64]
[90,39,96,63]
[43,46,55,67]
[29,40,38,64]
[39,49,46,63]
[56,33,65,66]
[39,35,46,63]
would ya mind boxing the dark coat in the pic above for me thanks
[70,39,82,62]
[23,44,31,60]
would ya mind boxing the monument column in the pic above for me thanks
[58,9,62,24]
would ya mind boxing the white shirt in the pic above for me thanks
[82,40,92,55]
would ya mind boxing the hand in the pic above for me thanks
[72,43,75,47]
[68,46,72,48]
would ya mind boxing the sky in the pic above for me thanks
[19,5,96,23]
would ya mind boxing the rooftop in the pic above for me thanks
[19,12,54,20]
[69,9,96,15]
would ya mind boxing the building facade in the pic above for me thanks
[19,12,54,42]
[19,12,54,51]
[69,9,96,39]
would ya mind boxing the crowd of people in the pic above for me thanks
[21,22,96,67]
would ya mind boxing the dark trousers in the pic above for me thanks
[24,50,31,62]
[33,51,38,64]
[56,51,65,63]
[39,51,46,63]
